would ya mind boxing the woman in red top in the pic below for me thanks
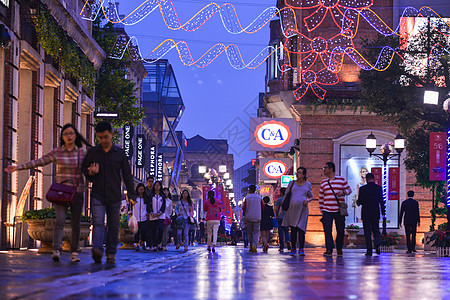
[203,190,221,253]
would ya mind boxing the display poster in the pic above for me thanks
[388,167,400,200]
[429,132,446,181]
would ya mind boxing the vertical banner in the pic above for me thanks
[371,167,382,186]
[149,146,156,177]
[135,134,145,168]
[388,167,400,200]
[123,124,133,159]
[430,132,446,181]
[156,153,164,182]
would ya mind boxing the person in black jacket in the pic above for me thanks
[399,190,420,253]
[82,122,136,264]
[357,173,385,256]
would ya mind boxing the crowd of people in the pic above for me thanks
[4,121,421,263]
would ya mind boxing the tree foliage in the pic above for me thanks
[92,15,144,128]
[358,23,450,230]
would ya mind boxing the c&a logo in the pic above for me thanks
[263,160,288,179]
[254,120,292,149]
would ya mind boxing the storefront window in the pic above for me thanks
[341,145,399,228]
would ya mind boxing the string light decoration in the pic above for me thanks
[87,1,450,100]
[284,0,373,32]
[110,34,278,70]
[81,0,298,35]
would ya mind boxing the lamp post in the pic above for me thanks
[366,132,405,235]
[424,90,450,234]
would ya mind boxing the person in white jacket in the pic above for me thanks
[133,183,149,251]
[162,187,173,250]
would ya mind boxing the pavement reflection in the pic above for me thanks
[0,246,449,299]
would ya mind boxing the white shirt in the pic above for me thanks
[134,196,147,222]
[149,194,165,221]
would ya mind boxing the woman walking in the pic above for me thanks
[175,189,194,252]
[4,124,90,262]
[147,181,166,251]
[282,167,313,256]
[133,183,149,251]
[203,190,221,253]
[162,187,173,250]
[260,196,274,253]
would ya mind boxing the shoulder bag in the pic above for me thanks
[281,181,294,211]
[181,200,195,224]
[46,149,80,206]
[327,180,348,216]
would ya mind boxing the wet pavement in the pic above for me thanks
[1,245,450,299]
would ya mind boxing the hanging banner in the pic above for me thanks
[123,124,133,159]
[371,167,382,186]
[149,145,156,176]
[249,118,298,151]
[156,152,164,182]
[135,134,145,168]
[388,167,400,200]
[430,132,446,181]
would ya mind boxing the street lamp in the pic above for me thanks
[424,90,450,234]
[223,172,230,180]
[198,164,207,174]
[365,132,405,235]
[219,165,227,173]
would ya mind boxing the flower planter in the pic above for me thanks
[424,231,436,251]
[379,245,394,253]
[26,219,91,253]
[436,247,450,257]
[119,227,136,249]
[346,229,360,248]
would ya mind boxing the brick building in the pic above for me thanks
[261,1,437,247]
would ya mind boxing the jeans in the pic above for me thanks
[290,227,305,250]
[363,216,381,253]
[243,229,248,247]
[206,220,220,247]
[53,192,84,252]
[246,221,260,249]
[405,224,417,252]
[148,219,164,248]
[162,225,171,247]
[177,219,189,247]
[134,220,148,246]
[91,197,121,255]
[322,211,345,251]
[278,222,291,250]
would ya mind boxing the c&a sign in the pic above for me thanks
[249,118,298,151]
[259,158,292,180]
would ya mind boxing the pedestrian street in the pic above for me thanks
[1,246,449,299]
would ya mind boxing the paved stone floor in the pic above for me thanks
[1,245,450,299]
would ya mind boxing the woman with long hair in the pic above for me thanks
[282,167,313,256]
[203,190,221,253]
[4,124,90,262]
[260,196,275,253]
[162,187,173,250]
[147,181,166,251]
[133,183,149,251]
[175,189,194,252]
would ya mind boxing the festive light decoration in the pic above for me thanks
[110,34,277,70]
[81,0,297,35]
[88,1,450,100]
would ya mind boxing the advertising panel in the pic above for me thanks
[388,167,400,200]
[135,134,145,168]
[249,118,298,151]
[156,152,164,182]
[429,132,446,181]
[259,158,292,180]
[149,145,156,177]
[123,124,133,159]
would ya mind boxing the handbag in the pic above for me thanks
[164,216,172,226]
[181,200,195,224]
[281,181,294,211]
[46,149,81,205]
[327,180,348,216]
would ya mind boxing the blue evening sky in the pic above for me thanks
[118,0,272,169]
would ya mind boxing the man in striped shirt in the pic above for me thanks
[319,162,352,256]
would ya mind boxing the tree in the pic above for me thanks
[357,21,450,230]
[241,165,257,196]
[92,15,144,129]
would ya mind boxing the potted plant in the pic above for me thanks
[345,224,360,248]
[119,211,136,249]
[22,207,92,253]
[379,232,401,252]
[427,229,450,257]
